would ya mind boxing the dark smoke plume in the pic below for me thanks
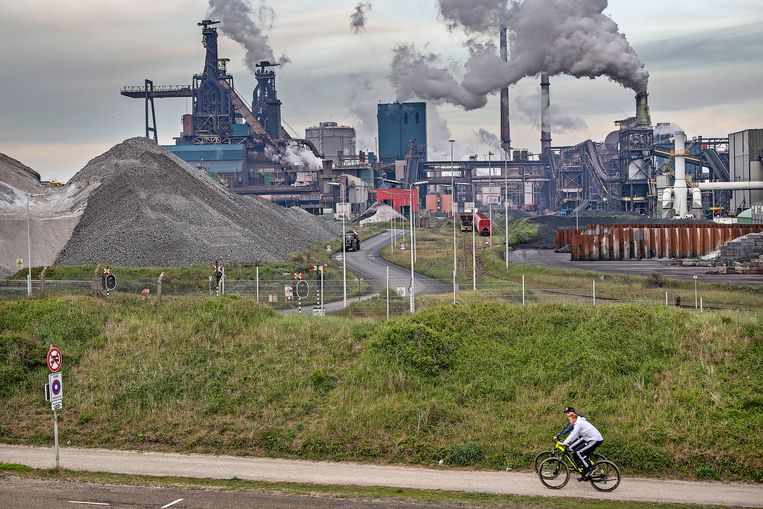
[389,0,649,110]
[350,2,372,32]
[208,0,289,72]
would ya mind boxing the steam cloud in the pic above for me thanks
[391,0,649,110]
[514,93,587,133]
[347,73,377,150]
[476,128,503,152]
[267,141,322,170]
[208,0,289,72]
[350,2,372,32]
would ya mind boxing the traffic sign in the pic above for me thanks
[46,346,62,373]
[49,372,63,410]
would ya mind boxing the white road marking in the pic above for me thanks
[68,502,110,506]
[161,499,184,508]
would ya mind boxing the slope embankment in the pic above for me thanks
[0,297,760,483]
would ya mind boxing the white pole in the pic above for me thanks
[694,275,698,309]
[488,151,493,248]
[700,297,703,312]
[342,206,347,309]
[409,185,416,313]
[593,280,596,306]
[27,194,32,298]
[665,290,668,306]
[504,149,509,270]
[522,274,525,306]
[471,210,477,291]
[53,409,59,469]
[320,268,324,312]
[256,266,259,303]
[390,219,393,253]
[451,141,457,305]
[386,266,390,320]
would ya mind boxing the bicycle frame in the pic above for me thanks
[554,440,595,473]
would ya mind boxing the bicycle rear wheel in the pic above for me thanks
[538,457,570,489]
[589,460,621,492]
[533,450,554,474]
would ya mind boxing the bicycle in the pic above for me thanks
[537,440,620,492]
[533,439,607,474]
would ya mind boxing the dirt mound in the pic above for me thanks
[54,137,340,266]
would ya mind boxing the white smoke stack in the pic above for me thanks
[540,73,551,153]
[673,131,689,218]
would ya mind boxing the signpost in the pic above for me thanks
[45,346,62,469]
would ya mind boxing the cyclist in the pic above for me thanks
[562,408,603,481]
[555,406,586,441]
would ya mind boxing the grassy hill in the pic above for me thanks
[1,296,761,481]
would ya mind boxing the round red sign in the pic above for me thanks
[46,346,62,373]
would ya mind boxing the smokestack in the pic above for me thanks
[540,73,551,153]
[673,131,688,218]
[636,91,651,126]
[500,25,511,158]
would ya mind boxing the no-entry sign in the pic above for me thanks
[46,346,62,373]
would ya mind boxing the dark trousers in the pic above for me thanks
[569,439,603,470]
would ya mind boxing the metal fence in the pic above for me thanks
[2,273,748,319]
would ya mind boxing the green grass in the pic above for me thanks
[1,296,761,482]
[0,465,730,509]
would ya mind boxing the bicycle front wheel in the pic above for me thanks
[589,460,621,492]
[533,450,554,474]
[538,457,570,489]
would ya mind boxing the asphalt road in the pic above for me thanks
[0,476,473,509]
[507,249,763,285]
[2,445,762,507]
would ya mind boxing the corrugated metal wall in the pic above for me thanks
[556,224,763,260]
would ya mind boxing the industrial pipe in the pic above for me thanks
[500,25,511,157]
[697,181,763,191]
[691,187,703,219]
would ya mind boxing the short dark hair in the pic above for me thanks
[563,406,575,414]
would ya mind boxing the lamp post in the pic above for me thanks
[382,178,428,313]
[26,193,44,298]
[472,207,477,290]
[449,139,456,305]
[328,181,347,308]
[487,151,494,247]
[504,149,509,269]
[693,274,698,309]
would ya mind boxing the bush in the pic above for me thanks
[371,320,453,377]
[447,441,483,466]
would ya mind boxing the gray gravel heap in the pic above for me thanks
[55,137,341,266]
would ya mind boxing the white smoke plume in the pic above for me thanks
[208,0,289,72]
[267,141,322,170]
[346,73,377,151]
[388,44,487,110]
[476,128,503,152]
[514,93,587,133]
[390,0,649,111]
[350,2,372,32]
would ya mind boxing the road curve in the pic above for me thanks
[1,445,761,507]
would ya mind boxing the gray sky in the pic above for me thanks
[1,0,761,182]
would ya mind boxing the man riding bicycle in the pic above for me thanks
[555,406,586,441]
[561,406,603,480]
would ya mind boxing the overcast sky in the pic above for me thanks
[1,0,761,182]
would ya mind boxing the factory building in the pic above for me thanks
[377,102,427,163]
[729,129,763,213]
[305,122,357,166]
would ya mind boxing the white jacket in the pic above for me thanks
[563,418,603,445]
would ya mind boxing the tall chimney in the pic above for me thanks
[540,73,551,153]
[500,25,511,159]
[636,91,651,126]
[673,131,688,218]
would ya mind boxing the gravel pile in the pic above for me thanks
[355,202,406,225]
[55,137,340,266]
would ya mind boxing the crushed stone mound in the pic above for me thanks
[355,202,406,225]
[55,137,341,266]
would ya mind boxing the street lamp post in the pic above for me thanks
[382,178,427,313]
[488,151,493,247]
[504,149,509,269]
[328,181,347,308]
[472,207,477,290]
[449,139,456,305]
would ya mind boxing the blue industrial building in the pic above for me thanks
[377,102,427,163]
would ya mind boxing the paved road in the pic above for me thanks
[336,229,449,295]
[1,445,761,507]
[0,476,469,509]
[507,249,763,285]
